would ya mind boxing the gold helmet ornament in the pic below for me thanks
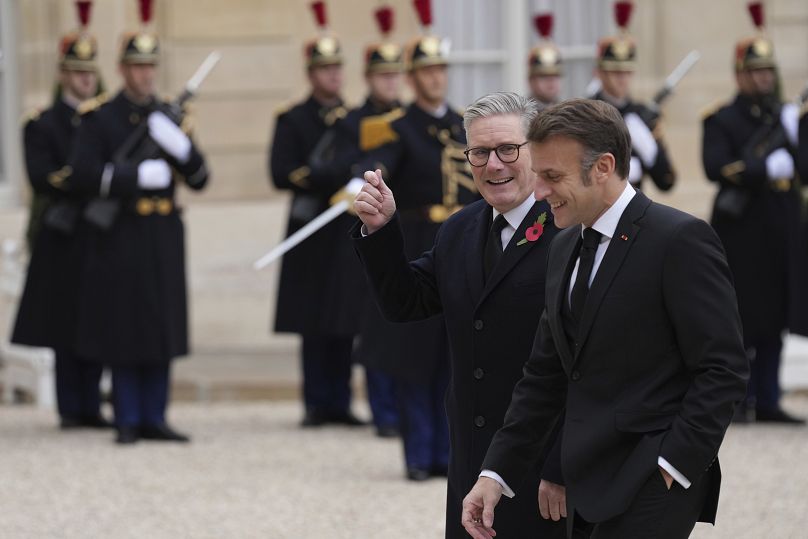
[59,1,98,71]
[528,13,562,77]
[735,2,776,71]
[405,0,449,71]
[597,1,637,72]
[304,1,343,68]
[365,5,403,74]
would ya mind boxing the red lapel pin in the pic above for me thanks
[620,234,629,241]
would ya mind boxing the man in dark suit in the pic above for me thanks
[353,92,566,538]
[703,16,807,425]
[462,99,748,539]
[268,5,364,428]
[12,4,110,430]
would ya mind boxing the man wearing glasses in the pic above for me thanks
[352,92,566,539]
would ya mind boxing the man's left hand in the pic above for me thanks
[538,480,566,521]
[659,467,674,490]
[148,111,191,164]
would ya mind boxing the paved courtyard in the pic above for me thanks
[1,395,807,539]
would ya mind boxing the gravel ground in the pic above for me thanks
[1,396,807,539]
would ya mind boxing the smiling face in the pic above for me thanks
[466,114,536,213]
[531,136,617,229]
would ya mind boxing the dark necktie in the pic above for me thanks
[483,214,508,281]
[570,227,603,322]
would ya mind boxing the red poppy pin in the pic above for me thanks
[516,212,547,246]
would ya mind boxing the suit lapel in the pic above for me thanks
[477,201,551,305]
[547,228,581,369]
[574,191,652,363]
[464,204,490,303]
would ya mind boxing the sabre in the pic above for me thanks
[651,50,701,109]
[177,51,221,104]
[253,178,365,270]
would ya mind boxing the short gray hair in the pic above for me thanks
[463,92,540,137]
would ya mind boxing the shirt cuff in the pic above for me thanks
[658,456,691,489]
[360,224,369,237]
[479,470,515,498]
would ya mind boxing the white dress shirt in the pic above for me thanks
[492,195,537,251]
[481,181,691,498]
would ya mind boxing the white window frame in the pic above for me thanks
[0,0,22,208]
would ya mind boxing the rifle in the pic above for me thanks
[636,50,701,128]
[84,52,221,229]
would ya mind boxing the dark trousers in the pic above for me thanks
[301,334,353,414]
[365,367,399,429]
[111,363,170,428]
[573,469,710,539]
[745,335,782,411]
[54,350,103,420]
[395,358,450,470]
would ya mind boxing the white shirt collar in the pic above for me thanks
[424,102,448,119]
[582,181,636,240]
[492,194,536,230]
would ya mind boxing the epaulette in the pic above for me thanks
[77,93,109,115]
[360,108,405,151]
[700,99,726,121]
[20,108,41,126]
[274,102,292,118]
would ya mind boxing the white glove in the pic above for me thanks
[624,112,659,168]
[765,148,794,181]
[148,111,191,164]
[780,103,799,147]
[628,156,643,184]
[137,159,172,190]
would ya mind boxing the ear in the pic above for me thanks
[594,152,616,182]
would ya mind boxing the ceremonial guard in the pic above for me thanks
[11,1,110,429]
[528,13,562,107]
[323,5,405,438]
[354,0,478,480]
[594,1,676,191]
[269,1,364,428]
[702,2,807,424]
[67,0,209,443]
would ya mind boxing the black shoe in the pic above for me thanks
[375,425,400,438]
[329,411,367,427]
[140,423,191,442]
[80,415,115,429]
[301,410,329,428]
[755,408,806,425]
[406,468,431,481]
[430,465,449,478]
[116,426,140,445]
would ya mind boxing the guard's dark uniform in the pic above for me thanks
[355,43,479,471]
[703,94,808,411]
[12,99,104,423]
[593,91,676,191]
[799,103,808,181]
[11,14,105,426]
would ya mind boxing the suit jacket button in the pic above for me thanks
[473,368,484,380]
[474,416,486,428]
[571,371,581,381]
[474,320,484,331]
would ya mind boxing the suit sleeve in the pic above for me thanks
[702,112,768,189]
[66,111,139,198]
[481,310,568,494]
[351,213,443,322]
[22,118,66,196]
[659,218,749,482]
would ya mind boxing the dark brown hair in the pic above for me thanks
[527,98,630,181]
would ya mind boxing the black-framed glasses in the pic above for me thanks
[463,142,529,167]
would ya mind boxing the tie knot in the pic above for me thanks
[492,213,508,233]
[582,227,602,249]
